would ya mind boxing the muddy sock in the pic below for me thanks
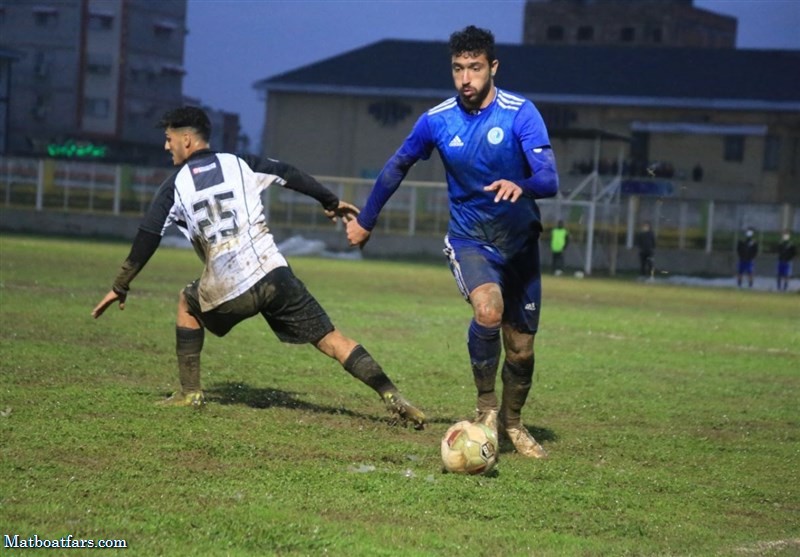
[343,345,395,396]
[176,327,204,392]
[468,320,501,411]
[500,357,534,429]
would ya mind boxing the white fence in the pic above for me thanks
[2,156,798,273]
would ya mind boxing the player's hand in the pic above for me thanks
[324,201,360,223]
[484,180,523,203]
[346,219,371,249]
[91,289,126,319]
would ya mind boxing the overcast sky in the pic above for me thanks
[183,0,800,150]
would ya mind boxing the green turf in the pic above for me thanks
[1,234,798,556]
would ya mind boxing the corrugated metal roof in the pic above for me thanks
[253,40,800,110]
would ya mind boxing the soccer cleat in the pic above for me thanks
[156,390,205,408]
[382,391,426,430]
[499,421,548,459]
[474,408,498,440]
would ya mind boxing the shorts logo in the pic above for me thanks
[487,127,504,145]
[524,302,537,311]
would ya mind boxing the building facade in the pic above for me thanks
[0,0,236,164]
[0,46,23,154]
[254,41,800,204]
[523,0,737,48]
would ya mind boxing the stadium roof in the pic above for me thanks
[254,40,800,111]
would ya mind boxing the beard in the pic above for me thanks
[459,80,493,111]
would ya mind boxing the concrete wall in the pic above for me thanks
[0,207,747,277]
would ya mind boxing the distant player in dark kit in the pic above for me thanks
[91,106,425,429]
[634,221,656,279]
[776,229,796,291]
[346,26,559,458]
[736,227,759,288]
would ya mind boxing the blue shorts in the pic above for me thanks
[777,261,792,278]
[443,235,542,334]
[738,260,754,275]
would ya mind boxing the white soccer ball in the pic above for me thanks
[440,420,498,475]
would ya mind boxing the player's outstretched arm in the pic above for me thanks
[324,200,360,223]
[92,289,126,319]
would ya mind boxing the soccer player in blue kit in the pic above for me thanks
[347,26,559,458]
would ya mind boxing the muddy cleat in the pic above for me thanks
[382,391,426,430]
[474,408,498,439]
[156,390,205,408]
[500,422,548,459]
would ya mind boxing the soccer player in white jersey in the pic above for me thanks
[347,26,559,457]
[92,107,425,429]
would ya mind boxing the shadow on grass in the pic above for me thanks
[205,381,446,428]
[205,381,371,418]
[203,382,558,438]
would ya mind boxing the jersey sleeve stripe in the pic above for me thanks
[428,97,458,115]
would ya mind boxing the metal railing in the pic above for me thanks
[2,156,798,272]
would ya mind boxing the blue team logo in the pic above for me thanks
[487,127,504,145]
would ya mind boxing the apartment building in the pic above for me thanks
[0,0,224,164]
[523,0,737,48]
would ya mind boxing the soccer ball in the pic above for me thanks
[440,420,498,475]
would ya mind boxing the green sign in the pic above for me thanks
[47,140,108,158]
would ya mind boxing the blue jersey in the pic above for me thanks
[359,88,558,259]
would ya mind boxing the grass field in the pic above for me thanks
[1,234,798,557]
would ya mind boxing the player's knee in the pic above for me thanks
[472,298,503,328]
[507,349,534,369]
[504,332,535,366]
[470,284,503,327]
[474,308,502,329]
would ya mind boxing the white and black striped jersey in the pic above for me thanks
[132,150,339,311]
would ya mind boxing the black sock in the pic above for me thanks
[343,345,395,396]
[501,357,534,428]
[176,327,204,392]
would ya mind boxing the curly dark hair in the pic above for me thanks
[448,25,495,63]
[157,106,211,141]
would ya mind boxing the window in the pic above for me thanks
[546,25,564,41]
[368,99,412,127]
[650,28,663,44]
[84,97,110,118]
[577,26,594,41]
[763,136,781,171]
[33,7,58,28]
[160,63,185,76]
[620,27,635,43]
[88,13,113,31]
[538,105,578,130]
[154,20,177,39]
[32,95,48,119]
[33,51,51,78]
[86,54,112,75]
[723,135,745,162]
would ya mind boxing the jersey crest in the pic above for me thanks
[487,127,504,145]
